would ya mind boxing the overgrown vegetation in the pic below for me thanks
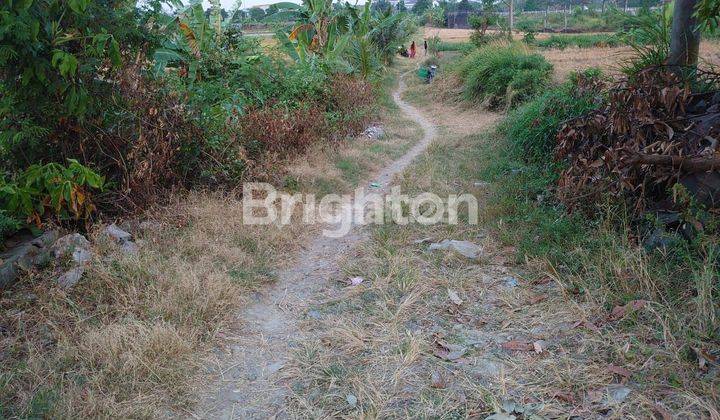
[457,42,553,109]
[0,0,415,242]
[533,33,623,49]
[466,3,720,384]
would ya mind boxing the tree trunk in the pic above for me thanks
[544,1,549,30]
[668,0,701,68]
[564,2,568,30]
[601,0,606,14]
[624,0,628,12]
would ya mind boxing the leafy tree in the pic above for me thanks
[373,0,393,12]
[249,6,266,20]
[266,3,280,15]
[412,0,432,15]
[457,0,472,12]
[396,0,408,12]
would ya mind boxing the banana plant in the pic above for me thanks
[152,2,215,80]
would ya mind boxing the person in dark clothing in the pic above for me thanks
[424,39,428,56]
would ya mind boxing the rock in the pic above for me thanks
[503,276,519,288]
[363,125,385,140]
[346,393,358,408]
[121,240,139,255]
[266,361,285,375]
[72,248,93,264]
[642,228,680,251]
[605,385,631,404]
[104,223,139,254]
[52,233,91,261]
[428,240,483,259]
[105,223,132,242]
[0,231,58,289]
[307,310,322,320]
[56,266,85,289]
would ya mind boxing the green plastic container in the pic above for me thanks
[417,67,428,79]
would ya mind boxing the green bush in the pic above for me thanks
[458,43,553,109]
[0,211,20,243]
[0,160,105,227]
[500,68,605,164]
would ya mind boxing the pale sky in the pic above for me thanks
[201,0,299,9]
[199,0,369,10]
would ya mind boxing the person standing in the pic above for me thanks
[410,41,416,58]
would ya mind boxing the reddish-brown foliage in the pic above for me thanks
[555,68,720,214]
[239,103,329,162]
[325,74,377,137]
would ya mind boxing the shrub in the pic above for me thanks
[0,160,105,229]
[535,33,623,50]
[324,75,377,138]
[239,103,329,165]
[0,211,20,243]
[500,68,605,164]
[458,43,553,109]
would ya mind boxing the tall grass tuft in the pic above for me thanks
[457,42,553,110]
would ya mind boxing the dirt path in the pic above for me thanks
[195,71,437,419]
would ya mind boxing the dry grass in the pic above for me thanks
[0,73,420,417]
[543,41,720,82]
[282,68,720,419]
[426,27,720,84]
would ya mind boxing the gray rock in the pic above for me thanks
[105,224,138,254]
[105,223,132,242]
[363,125,385,140]
[0,231,58,289]
[605,385,631,404]
[52,233,91,260]
[121,240,139,255]
[307,310,322,320]
[72,248,93,264]
[503,276,519,288]
[428,240,483,259]
[57,266,85,289]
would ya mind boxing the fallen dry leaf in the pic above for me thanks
[573,319,601,333]
[608,300,647,321]
[502,340,533,352]
[550,390,576,403]
[531,277,553,285]
[533,340,544,354]
[433,339,467,361]
[528,294,547,305]
[607,364,632,379]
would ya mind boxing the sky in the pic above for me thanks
[200,0,370,10]
[202,0,299,9]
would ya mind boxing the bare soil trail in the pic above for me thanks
[194,69,439,419]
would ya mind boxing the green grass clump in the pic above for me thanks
[500,68,604,165]
[457,43,553,109]
[535,33,623,49]
[435,41,474,53]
